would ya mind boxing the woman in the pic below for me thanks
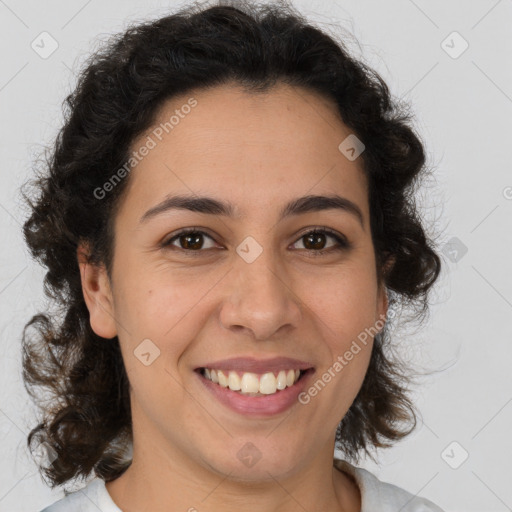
[22,1,444,510]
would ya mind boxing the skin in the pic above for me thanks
[78,82,388,512]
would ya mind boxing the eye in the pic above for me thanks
[161,227,349,256]
[162,228,218,253]
[291,228,349,255]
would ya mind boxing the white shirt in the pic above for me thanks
[39,458,445,511]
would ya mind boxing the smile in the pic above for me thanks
[200,368,304,396]
[195,366,315,417]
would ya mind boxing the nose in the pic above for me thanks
[219,246,303,341]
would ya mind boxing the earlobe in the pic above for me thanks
[378,289,389,324]
[77,243,117,339]
[376,277,390,329]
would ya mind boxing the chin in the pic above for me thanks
[204,445,302,482]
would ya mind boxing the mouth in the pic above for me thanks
[194,365,315,417]
[195,367,312,396]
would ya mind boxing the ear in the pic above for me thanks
[376,285,389,326]
[376,254,395,326]
[77,242,117,339]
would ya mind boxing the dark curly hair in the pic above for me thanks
[21,0,441,490]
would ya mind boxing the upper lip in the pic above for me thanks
[196,357,315,374]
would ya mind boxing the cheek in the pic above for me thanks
[301,263,379,395]
[112,261,199,338]
[305,264,380,338]
[112,266,217,398]
[113,273,195,410]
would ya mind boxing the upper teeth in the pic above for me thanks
[203,369,301,395]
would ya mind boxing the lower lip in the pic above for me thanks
[196,369,315,417]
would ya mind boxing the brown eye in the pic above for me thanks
[303,232,329,250]
[177,232,205,250]
[163,229,217,252]
[161,227,349,256]
[292,228,349,254]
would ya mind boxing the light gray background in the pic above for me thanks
[1,1,511,511]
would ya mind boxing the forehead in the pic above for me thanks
[119,82,368,222]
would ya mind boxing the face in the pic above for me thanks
[79,82,388,482]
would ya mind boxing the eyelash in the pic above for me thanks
[161,227,350,257]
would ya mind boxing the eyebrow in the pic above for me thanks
[139,193,364,228]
